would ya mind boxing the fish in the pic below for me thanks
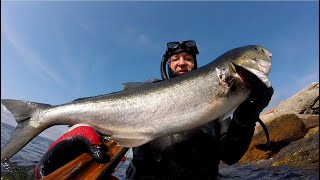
[1,45,272,160]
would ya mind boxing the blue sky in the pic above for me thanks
[1,1,319,140]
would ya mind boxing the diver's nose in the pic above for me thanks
[177,58,187,66]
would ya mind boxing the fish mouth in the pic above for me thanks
[233,63,271,88]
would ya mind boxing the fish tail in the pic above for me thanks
[257,118,270,146]
[1,99,52,160]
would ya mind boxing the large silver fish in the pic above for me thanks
[1,45,272,160]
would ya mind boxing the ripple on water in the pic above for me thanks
[218,163,319,180]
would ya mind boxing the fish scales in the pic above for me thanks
[1,45,272,160]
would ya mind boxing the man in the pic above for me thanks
[35,40,273,180]
[126,40,273,179]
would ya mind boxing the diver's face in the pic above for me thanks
[169,52,195,76]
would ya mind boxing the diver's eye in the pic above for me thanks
[171,57,179,62]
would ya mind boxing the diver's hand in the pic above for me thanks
[234,85,274,127]
[35,124,110,179]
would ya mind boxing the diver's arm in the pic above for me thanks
[218,116,256,165]
[219,85,274,165]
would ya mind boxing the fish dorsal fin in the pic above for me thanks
[122,82,146,90]
[72,82,146,102]
[72,95,106,102]
[111,134,151,147]
[72,92,122,102]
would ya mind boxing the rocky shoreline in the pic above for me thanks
[238,82,319,167]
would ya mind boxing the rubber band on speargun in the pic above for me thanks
[257,118,270,146]
[233,116,270,146]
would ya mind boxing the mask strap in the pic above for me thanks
[160,52,170,80]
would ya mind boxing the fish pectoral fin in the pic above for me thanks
[111,135,150,148]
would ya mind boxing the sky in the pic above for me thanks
[1,1,319,140]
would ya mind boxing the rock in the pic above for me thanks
[271,132,319,166]
[297,114,319,130]
[304,127,319,138]
[254,82,319,135]
[259,114,307,144]
[238,82,319,166]
[239,114,307,163]
[274,82,319,115]
[304,99,319,114]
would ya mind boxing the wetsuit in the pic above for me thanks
[126,115,255,180]
[125,79,267,180]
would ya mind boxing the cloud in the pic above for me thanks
[137,33,149,46]
[2,24,65,88]
[77,21,98,41]
[291,72,319,87]
[114,25,156,50]
[287,71,319,92]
